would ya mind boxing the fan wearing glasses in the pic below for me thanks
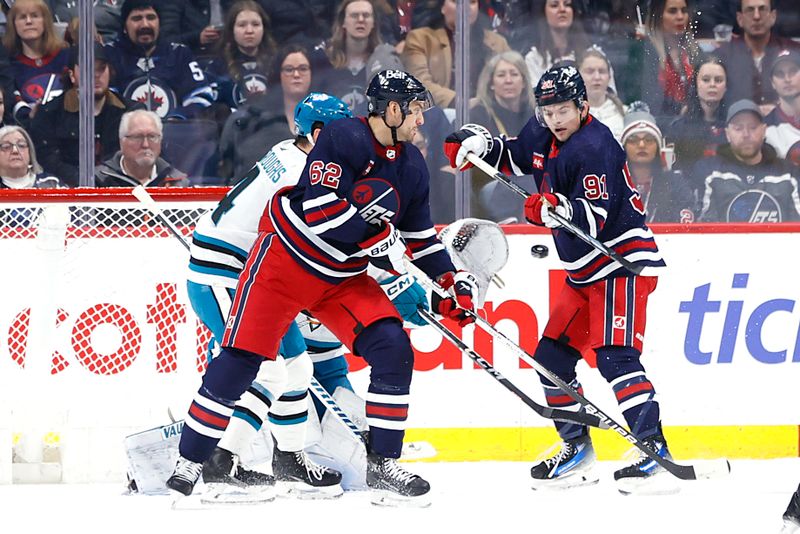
[95,109,188,187]
[0,125,61,189]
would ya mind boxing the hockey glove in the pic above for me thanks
[524,192,573,229]
[359,223,409,275]
[380,274,429,327]
[431,270,478,327]
[444,123,493,170]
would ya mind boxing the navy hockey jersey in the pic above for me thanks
[269,117,455,284]
[205,50,269,109]
[103,39,214,119]
[10,48,71,123]
[485,115,666,285]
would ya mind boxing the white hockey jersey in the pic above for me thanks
[188,139,306,288]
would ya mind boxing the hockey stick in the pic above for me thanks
[405,259,730,481]
[464,153,643,276]
[417,307,607,429]
[132,186,435,458]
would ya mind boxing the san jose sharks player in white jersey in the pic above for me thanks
[185,92,430,500]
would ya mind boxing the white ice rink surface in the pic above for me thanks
[2,459,796,534]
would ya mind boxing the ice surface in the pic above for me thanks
[1,459,795,534]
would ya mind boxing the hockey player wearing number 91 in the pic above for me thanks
[170,70,479,507]
[445,64,674,495]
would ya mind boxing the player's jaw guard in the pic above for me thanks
[366,69,433,146]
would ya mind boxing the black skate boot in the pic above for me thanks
[272,448,343,499]
[614,433,680,495]
[530,434,598,490]
[166,456,202,497]
[200,446,276,504]
[366,452,431,507]
[782,486,800,533]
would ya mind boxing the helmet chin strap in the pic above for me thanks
[382,104,406,145]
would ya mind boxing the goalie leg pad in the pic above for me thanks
[269,353,313,452]
[125,421,184,495]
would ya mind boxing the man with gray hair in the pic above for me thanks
[95,109,187,187]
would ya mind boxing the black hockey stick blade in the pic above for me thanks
[417,308,608,429]
[464,153,643,276]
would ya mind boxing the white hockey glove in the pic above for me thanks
[444,123,494,170]
[358,222,409,275]
[524,192,573,229]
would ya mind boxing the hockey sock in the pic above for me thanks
[310,355,353,417]
[596,346,661,439]
[269,353,313,451]
[180,348,264,463]
[354,318,413,459]
[534,337,588,441]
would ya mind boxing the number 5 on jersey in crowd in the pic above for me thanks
[309,160,342,189]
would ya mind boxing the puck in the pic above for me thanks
[530,244,549,258]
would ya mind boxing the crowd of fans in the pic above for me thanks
[0,0,797,225]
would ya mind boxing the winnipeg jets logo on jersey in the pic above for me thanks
[21,73,63,104]
[351,178,399,226]
[233,73,268,105]
[124,77,177,117]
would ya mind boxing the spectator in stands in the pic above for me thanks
[666,53,729,173]
[95,109,188,187]
[159,0,228,63]
[205,0,276,111]
[625,0,701,126]
[258,0,336,49]
[579,45,625,141]
[0,45,14,126]
[217,44,314,183]
[3,0,70,126]
[401,0,509,108]
[692,99,800,222]
[49,0,121,43]
[621,110,696,223]
[765,49,800,166]
[716,0,799,112]
[317,0,398,116]
[103,0,216,120]
[30,44,141,187]
[470,50,534,136]
[522,0,590,86]
[0,125,61,188]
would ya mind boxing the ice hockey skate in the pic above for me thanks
[200,447,276,504]
[366,452,431,507]
[272,447,343,499]
[530,435,599,490]
[614,435,680,496]
[781,487,800,533]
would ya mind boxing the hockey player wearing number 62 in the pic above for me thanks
[444,64,673,495]
[170,70,479,507]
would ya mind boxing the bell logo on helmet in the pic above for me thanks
[384,70,407,79]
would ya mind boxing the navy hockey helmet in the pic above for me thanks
[534,64,587,109]
[293,92,353,141]
[366,69,433,118]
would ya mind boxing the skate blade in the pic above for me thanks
[616,471,681,496]
[276,480,344,500]
[369,489,431,508]
[170,491,211,511]
[200,483,276,505]
[531,470,600,491]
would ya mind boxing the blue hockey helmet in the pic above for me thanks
[366,69,433,118]
[534,63,587,109]
[293,92,353,140]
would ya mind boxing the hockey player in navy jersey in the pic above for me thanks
[445,64,673,495]
[168,70,478,507]
[104,0,215,119]
[185,92,430,499]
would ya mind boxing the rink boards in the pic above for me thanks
[1,223,799,477]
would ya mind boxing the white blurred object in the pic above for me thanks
[438,218,509,308]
